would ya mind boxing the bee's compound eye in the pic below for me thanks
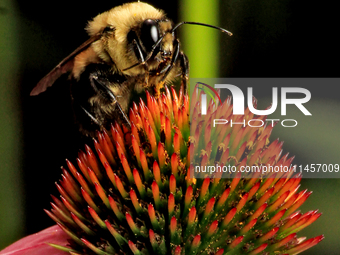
[140,19,159,52]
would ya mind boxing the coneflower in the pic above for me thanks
[0,85,323,255]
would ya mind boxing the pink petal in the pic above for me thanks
[0,225,70,255]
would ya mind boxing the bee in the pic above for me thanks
[30,2,232,136]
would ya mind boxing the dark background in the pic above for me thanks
[1,0,339,254]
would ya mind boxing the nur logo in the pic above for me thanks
[196,82,312,128]
[199,84,312,116]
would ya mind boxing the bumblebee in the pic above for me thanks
[31,2,231,136]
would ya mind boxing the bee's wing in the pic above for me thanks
[30,33,102,96]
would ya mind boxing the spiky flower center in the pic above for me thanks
[47,86,322,255]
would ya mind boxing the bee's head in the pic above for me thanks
[122,19,233,72]
[87,2,166,74]
[86,2,232,74]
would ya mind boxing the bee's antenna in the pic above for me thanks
[172,21,233,36]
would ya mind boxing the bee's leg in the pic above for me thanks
[158,39,185,95]
[179,51,189,93]
[133,39,149,86]
[160,39,180,81]
[162,39,189,92]
[80,105,101,126]
[70,99,103,137]
[152,41,179,96]
[90,75,131,127]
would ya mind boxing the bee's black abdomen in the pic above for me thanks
[71,63,131,136]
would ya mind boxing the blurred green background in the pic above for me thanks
[0,0,339,254]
